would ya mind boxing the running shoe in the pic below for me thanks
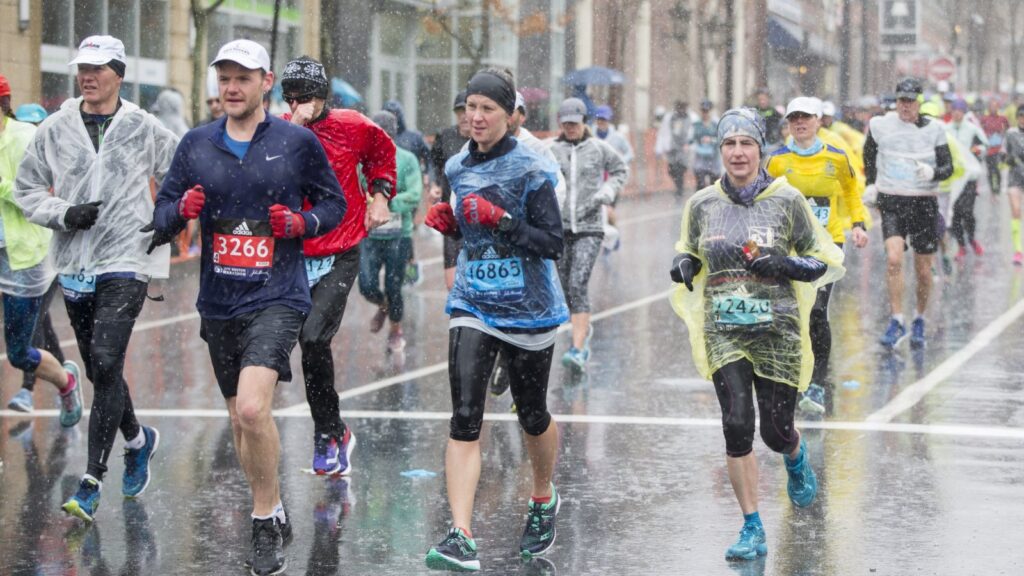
[369,308,387,333]
[878,318,907,349]
[941,254,953,275]
[798,383,826,415]
[725,521,768,561]
[7,388,33,413]
[910,317,926,349]
[488,355,510,397]
[561,347,589,370]
[59,361,83,427]
[62,476,101,522]
[1015,252,1023,266]
[123,426,160,497]
[971,240,984,256]
[425,527,479,572]
[245,510,292,570]
[249,517,287,576]
[335,428,356,476]
[954,246,967,264]
[520,484,560,558]
[387,329,406,353]
[313,433,341,475]
[784,439,818,508]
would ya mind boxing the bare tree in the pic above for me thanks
[190,0,228,126]
[1007,0,1023,91]
[600,0,642,112]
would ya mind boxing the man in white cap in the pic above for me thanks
[15,35,179,522]
[150,39,346,576]
[204,66,224,124]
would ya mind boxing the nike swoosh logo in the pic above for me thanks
[266,154,282,161]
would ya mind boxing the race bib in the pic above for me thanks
[990,133,1003,147]
[212,219,275,281]
[305,255,335,288]
[712,295,772,327]
[882,156,917,182]
[807,197,831,226]
[465,244,525,302]
[59,270,96,301]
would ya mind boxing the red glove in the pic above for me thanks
[178,185,205,220]
[425,202,459,237]
[269,204,306,239]
[462,193,506,228]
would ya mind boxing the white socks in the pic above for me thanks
[124,429,145,450]
[252,502,287,525]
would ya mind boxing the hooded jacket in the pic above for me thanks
[383,100,432,179]
[15,97,178,279]
[549,130,628,234]
[152,89,190,138]
[282,108,397,257]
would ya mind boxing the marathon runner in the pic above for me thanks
[864,78,953,348]
[1003,107,1024,265]
[151,40,346,576]
[979,98,1008,195]
[766,96,868,414]
[423,68,567,571]
[15,35,177,522]
[670,108,844,561]
[945,99,988,261]
[279,56,396,477]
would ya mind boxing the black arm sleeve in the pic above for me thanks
[933,143,954,181]
[863,132,878,185]
[503,180,564,260]
[783,256,827,283]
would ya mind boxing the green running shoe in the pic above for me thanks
[520,484,560,558]
[426,527,479,571]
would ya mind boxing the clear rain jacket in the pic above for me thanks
[15,97,178,279]
[445,139,568,329]
[549,132,628,234]
[671,177,845,391]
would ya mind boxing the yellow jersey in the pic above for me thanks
[765,141,867,244]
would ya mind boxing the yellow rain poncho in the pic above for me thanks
[671,177,845,391]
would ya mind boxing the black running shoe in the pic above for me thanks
[519,485,560,557]
[249,518,287,576]
[425,527,480,571]
[245,514,292,570]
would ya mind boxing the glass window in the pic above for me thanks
[108,0,137,55]
[416,64,451,135]
[140,1,168,59]
[74,0,104,45]
[416,15,451,60]
[378,11,409,58]
[41,72,71,111]
[42,0,71,46]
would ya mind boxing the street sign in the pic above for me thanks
[879,0,919,53]
[929,56,956,82]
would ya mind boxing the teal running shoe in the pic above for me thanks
[725,521,767,560]
[7,388,33,413]
[784,439,818,508]
[59,361,83,427]
[561,347,589,371]
[123,426,160,497]
[425,527,479,572]
[62,476,101,522]
[798,384,826,414]
[520,484,560,558]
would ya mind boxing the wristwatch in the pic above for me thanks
[497,213,515,232]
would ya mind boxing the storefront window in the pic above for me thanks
[42,0,70,46]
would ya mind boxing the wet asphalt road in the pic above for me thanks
[0,188,1022,575]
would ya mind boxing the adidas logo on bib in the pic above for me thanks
[233,221,253,236]
[482,246,499,259]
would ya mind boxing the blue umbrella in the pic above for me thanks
[562,66,625,86]
[331,77,363,107]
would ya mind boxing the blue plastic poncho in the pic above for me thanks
[445,143,569,329]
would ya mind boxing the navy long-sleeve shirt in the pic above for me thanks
[153,114,346,319]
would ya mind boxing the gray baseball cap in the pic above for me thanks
[558,97,587,124]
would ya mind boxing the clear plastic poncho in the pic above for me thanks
[445,142,569,329]
[671,177,845,391]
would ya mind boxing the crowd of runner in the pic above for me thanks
[1,32,1021,574]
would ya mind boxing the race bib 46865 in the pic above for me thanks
[212,219,275,281]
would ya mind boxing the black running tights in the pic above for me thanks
[712,359,800,458]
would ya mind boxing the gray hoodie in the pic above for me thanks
[549,130,629,234]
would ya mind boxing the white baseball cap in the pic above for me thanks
[206,66,219,99]
[821,100,836,117]
[515,91,526,113]
[211,39,271,72]
[68,35,127,67]
[785,96,823,118]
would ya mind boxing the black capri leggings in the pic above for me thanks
[448,326,554,442]
[712,359,800,458]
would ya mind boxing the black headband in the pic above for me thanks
[107,60,126,78]
[465,71,515,116]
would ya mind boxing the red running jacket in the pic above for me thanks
[284,108,397,257]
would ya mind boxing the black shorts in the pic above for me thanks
[443,236,463,269]
[200,305,305,398]
[877,193,939,254]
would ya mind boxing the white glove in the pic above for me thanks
[594,183,617,205]
[915,162,935,183]
[863,184,878,206]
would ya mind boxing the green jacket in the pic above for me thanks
[0,117,51,270]
[368,146,423,239]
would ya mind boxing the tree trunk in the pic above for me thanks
[190,5,207,126]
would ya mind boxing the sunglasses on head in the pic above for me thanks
[283,93,316,105]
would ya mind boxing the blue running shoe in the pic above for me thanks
[425,527,480,572]
[59,361,83,427]
[7,388,33,413]
[520,484,560,558]
[879,318,907,348]
[123,426,159,497]
[910,317,926,348]
[561,347,589,371]
[62,476,101,522]
[725,521,768,560]
[798,384,826,415]
[784,439,818,508]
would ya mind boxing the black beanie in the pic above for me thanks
[281,56,329,99]
[465,71,515,116]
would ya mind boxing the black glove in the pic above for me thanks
[670,254,700,291]
[747,254,792,280]
[64,201,103,230]
[139,222,178,255]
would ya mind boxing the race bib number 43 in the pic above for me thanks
[212,219,275,281]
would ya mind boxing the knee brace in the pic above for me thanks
[517,406,552,437]
[722,412,756,457]
[760,418,799,454]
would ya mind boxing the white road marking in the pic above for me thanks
[866,297,1024,423]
